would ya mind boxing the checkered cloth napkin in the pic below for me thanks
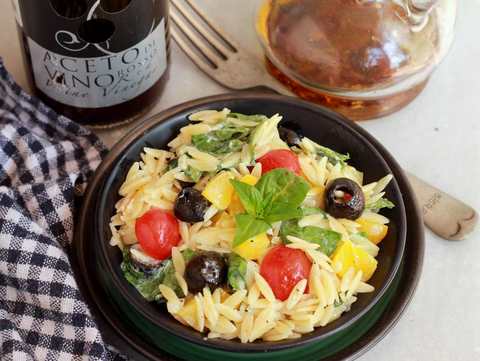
[0,61,123,360]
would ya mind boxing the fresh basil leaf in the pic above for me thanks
[264,208,303,224]
[255,169,310,218]
[227,253,247,291]
[280,220,341,256]
[185,166,203,182]
[233,214,271,247]
[365,198,395,212]
[231,170,311,246]
[231,180,263,216]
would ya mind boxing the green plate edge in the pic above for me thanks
[97,253,403,361]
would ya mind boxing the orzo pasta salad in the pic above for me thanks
[109,109,395,342]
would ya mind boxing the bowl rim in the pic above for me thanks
[92,93,407,352]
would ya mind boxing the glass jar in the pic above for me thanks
[257,0,456,120]
[14,0,170,127]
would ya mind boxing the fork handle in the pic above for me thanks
[406,172,478,240]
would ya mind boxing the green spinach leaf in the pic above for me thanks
[315,144,350,165]
[167,158,178,171]
[192,125,250,155]
[227,253,247,291]
[229,113,269,123]
[365,198,395,212]
[185,166,203,182]
[162,249,198,298]
[121,248,167,302]
[121,248,197,302]
[301,207,327,218]
[280,220,341,256]
[158,259,183,297]
[182,249,197,263]
[214,126,250,140]
[304,138,349,165]
[233,214,271,248]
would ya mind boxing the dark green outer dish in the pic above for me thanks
[72,94,424,361]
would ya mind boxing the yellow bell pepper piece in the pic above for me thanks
[332,240,378,282]
[214,212,236,228]
[239,174,258,186]
[202,171,235,210]
[228,198,244,216]
[356,218,388,245]
[176,298,196,326]
[352,246,378,282]
[312,186,326,209]
[234,233,270,261]
[332,240,355,277]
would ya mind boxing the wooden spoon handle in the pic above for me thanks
[406,172,478,240]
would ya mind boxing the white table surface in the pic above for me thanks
[1,1,479,360]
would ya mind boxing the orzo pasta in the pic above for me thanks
[110,109,395,342]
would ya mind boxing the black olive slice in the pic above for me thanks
[129,245,162,275]
[279,125,302,146]
[325,178,365,220]
[174,187,210,223]
[184,252,227,294]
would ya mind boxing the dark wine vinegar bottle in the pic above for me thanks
[14,0,170,127]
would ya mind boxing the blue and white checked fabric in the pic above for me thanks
[0,60,123,360]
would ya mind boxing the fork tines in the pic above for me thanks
[170,0,238,70]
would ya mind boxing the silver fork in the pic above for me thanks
[169,0,478,241]
[169,0,290,95]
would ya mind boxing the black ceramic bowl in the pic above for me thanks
[90,94,407,359]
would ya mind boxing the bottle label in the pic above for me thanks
[18,0,168,109]
[27,19,167,109]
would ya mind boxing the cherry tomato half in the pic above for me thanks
[135,208,181,260]
[260,245,312,301]
[257,149,301,175]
